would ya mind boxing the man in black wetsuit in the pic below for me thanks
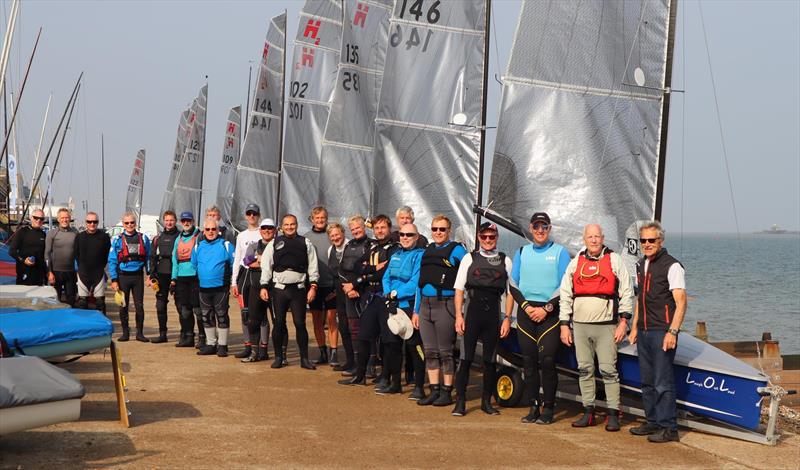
[9,209,47,286]
[147,211,180,343]
[74,211,111,313]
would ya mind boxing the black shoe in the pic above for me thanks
[241,349,259,363]
[314,346,329,365]
[452,398,467,417]
[328,348,339,366]
[481,395,500,415]
[257,345,269,361]
[647,428,680,443]
[521,405,541,424]
[196,335,206,349]
[234,345,252,359]
[418,385,440,406]
[135,332,150,343]
[536,407,555,425]
[333,361,353,372]
[365,364,377,379]
[630,422,661,436]
[271,356,285,369]
[572,406,596,428]
[340,366,358,377]
[408,386,426,401]
[375,383,401,395]
[281,356,289,367]
[338,376,366,386]
[605,410,621,432]
[372,378,389,390]
[300,358,317,370]
[175,334,194,348]
[217,345,229,357]
[197,344,218,356]
[432,385,453,407]
[150,332,168,344]
[117,330,130,342]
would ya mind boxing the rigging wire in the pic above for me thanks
[698,2,742,248]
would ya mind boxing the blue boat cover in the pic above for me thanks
[0,309,113,349]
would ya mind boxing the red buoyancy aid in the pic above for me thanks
[176,232,199,263]
[572,250,617,298]
[118,232,146,263]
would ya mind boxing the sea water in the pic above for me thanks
[665,233,800,354]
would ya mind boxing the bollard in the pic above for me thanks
[695,321,708,342]
[762,332,772,341]
[763,340,780,358]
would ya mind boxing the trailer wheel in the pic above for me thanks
[494,366,523,407]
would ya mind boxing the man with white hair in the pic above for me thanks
[45,208,79,305]
[390,206,428,248]
[559,223,634,432]
[108,212,152,342]
[9,209,47,285]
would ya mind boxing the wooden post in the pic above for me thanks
[694,321,708,342]
[761,332,772,341]
[110,341,131,427]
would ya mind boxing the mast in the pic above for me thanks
[198,76,208,216]
[274,9,286,218]
[40,83,81,209]
[101,134,105,225]
[3,78,7,225]
[31,94,52,203]
[474,0,492,243]
[0,0,20,99]
[244,64,252,141]
[654,0,679,221]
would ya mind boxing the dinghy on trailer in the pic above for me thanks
[0,308,112,359]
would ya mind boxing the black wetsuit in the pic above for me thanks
[8,225,47,286]
[150,227,180,335]
[74,230,111,311]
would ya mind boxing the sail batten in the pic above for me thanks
[231,12,287,228]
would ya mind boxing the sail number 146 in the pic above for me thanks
[398,0,441,24]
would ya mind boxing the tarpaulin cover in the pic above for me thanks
[0,355,85,409]
[0,309,112,349]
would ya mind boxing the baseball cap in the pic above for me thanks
[530,212,551,225]
[245,204,261,214]
[478,222,498,232]
[179,211,194,221]
[259,218,276,228]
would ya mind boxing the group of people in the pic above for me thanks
[7,203,686,443]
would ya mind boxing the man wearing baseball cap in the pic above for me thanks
[171,211,203,347]
[240,217,278,362]
[231,203,265,359]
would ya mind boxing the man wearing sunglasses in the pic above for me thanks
[232,204,265,359]
[171,212,203,347]
[147,211,180,343]
[108,212,152,342]
[75,212,111,314]
[240,218,277,363]
[628,221,686,443]
[45,208,79,306]
[559,223,634,432]
[9,209,47,285]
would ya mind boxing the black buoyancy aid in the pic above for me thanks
[176,231,199,263]
[273,235,308,273]
[118,232,146,263]
[573,248,617,298]
[636,248,682,331]
[466,252,507,294]
[339,237,373,276]
[154,229,179,272]
[365,240,398,289]
[419,242,460,290]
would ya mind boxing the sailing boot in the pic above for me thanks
[314,346,329,365]
[451,397,467,417]
[300,357,317,370]
[432,385,453,407]
[408,385,426,401]
[151,330,168,344]
[135,312,149,342]
[605,409,621,432]
[417,384,440,406]
[135,331,150,343]
[235,343,252,359]
[521,403,541,424]
[257,343,269,361]
[117,308,130,342]
[241,346,259,363]
[571,406,596,428]
[375,372,402,395]
[176,332,194,348]
[271,355,285,369]
[481,394,500,416]
[647,428,680,443]
[536,404,555,425]
[216,345,229,358]
[328,347,339,367]
[365,354,377,379]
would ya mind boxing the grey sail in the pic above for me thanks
[231,12,287,228]
[318,0,393,225]
[124,149,146,220]
[160,107,191,216]
[280,0,342,232]
[487,0,674,261]
[172,84,208,217]
[215,106,242,227]
[372,0,488,244]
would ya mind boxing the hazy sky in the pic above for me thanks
[5,0,799,233]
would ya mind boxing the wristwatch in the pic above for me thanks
[544,303,554,313]
[667,328,680,336]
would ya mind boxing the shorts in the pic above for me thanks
[308,286,336,310]
[77,273,106,297]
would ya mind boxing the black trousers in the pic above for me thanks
[517,306,561,407]
[174,277,200,337]
[53,271,78,305]
[16,262,46,286]
[154,272,174,333]
[247,283,271,347]
[455,292,501,399]
[118,271,145,332]
[271,285,309,360]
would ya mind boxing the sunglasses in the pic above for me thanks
[246,211,259,216]
[180,219,193,223]
[398,232,418,238]
[479,234,497,241]
[86,220,99,225]
[123,221,136,225]
[32,216,44,221]
[532,223,550,231]
[204,227,218,232]
[639,238,660,244]
[430,227,448,232]
[260,225,275,230]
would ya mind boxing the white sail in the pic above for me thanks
[372,0,488,244]
[318,0,393,225]
[125,149,146,220]
[160,106,191,216]
[487,0,675,260]
[172,84,208,217]
[216,106,242,227]
[231,12,287,227]
[280,0,343,232]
